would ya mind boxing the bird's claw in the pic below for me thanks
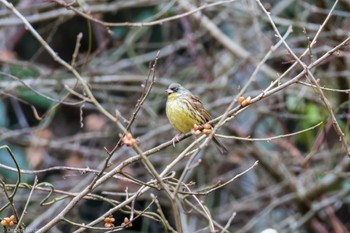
[172,134,181,147]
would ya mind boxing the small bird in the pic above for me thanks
[166,83,228,155]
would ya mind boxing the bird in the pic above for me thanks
[165,83,228,155]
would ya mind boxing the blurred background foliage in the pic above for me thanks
[1,0,350,232]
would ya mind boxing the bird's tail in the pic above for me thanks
[213,136,228,155]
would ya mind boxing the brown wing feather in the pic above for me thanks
[189,95,212,122]
[188,93,228,155]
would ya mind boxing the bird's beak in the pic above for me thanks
[166,88,173,94]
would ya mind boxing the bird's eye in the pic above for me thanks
[171,87,179,92]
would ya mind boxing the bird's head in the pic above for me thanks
[166,83,188,99]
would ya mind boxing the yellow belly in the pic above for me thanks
[166,98,201,133]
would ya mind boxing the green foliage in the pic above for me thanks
[0,143,30,183]
[17,88,53,109]
[0,101,9,127]
[287,95,326,150]
[299,104,325,151]
[8,65,40,79]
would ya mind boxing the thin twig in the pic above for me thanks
[216,121,323,142]
[53,0,238,27]
[256,0,349,157]
[14,176,38,231]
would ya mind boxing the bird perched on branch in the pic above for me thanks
[165,83,228,155]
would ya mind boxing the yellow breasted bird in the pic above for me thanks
[166,83,228,155]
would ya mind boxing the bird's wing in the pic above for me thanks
[189,95,212,121]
